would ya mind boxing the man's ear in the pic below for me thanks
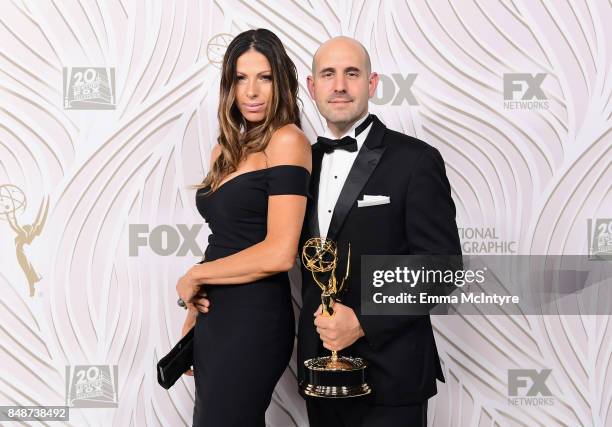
[307,75,316,99]
[368,72,379,98]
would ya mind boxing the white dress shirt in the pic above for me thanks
[317,114,373,238]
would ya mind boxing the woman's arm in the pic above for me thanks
[193,190,306,283]
[177,125,311,300]
[197,125,310,282]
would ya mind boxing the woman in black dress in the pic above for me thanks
[175,29,311,426]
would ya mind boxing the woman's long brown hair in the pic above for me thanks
[194,29,301,192]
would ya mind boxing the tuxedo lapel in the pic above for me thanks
[306,146,324,238]
[326,116,387,241]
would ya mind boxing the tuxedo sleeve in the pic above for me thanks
[356,146,461,350]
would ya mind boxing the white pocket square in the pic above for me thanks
[357,195,390,207]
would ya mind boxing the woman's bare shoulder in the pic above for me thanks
[265,124,311,171]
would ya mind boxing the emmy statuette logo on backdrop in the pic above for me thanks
[0,184,49,296]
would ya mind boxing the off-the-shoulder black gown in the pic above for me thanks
[192,165,310,427]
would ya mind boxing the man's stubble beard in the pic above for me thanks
[320,104,365,130]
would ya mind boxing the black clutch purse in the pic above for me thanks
[157,326,194,389]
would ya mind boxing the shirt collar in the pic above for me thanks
[322,113,373,151]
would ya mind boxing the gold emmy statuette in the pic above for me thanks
[301,237,371,398]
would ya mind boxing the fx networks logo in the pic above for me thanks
[588,219,612,260]
[371,73,418,106]
[129,224,204,257]
[503,73,549,110]
[0,184,49,296]
[63,67,116,110]
[507,369,554,406]
[66,365,118,408]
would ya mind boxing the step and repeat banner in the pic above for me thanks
[1,1,610,426]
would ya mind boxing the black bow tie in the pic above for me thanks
[313,114,374,154]
[315,135,357,153]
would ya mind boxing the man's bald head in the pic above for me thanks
[311,36,371,76]
[307,36,378,137]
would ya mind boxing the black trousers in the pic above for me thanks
[306,397,427,427]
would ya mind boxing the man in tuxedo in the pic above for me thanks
[298,36,461,427]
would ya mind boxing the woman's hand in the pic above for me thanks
[192,291,210,314]
[176,266,201,307]
[181,308,197,376]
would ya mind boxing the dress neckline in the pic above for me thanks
[203,164,310,194]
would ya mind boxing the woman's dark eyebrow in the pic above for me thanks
[235,70,272,75]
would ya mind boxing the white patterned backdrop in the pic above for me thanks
[1,0,611,426]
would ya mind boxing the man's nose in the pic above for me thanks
[332,75,347,93]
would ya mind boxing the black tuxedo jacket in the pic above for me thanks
[298,115,461,405]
